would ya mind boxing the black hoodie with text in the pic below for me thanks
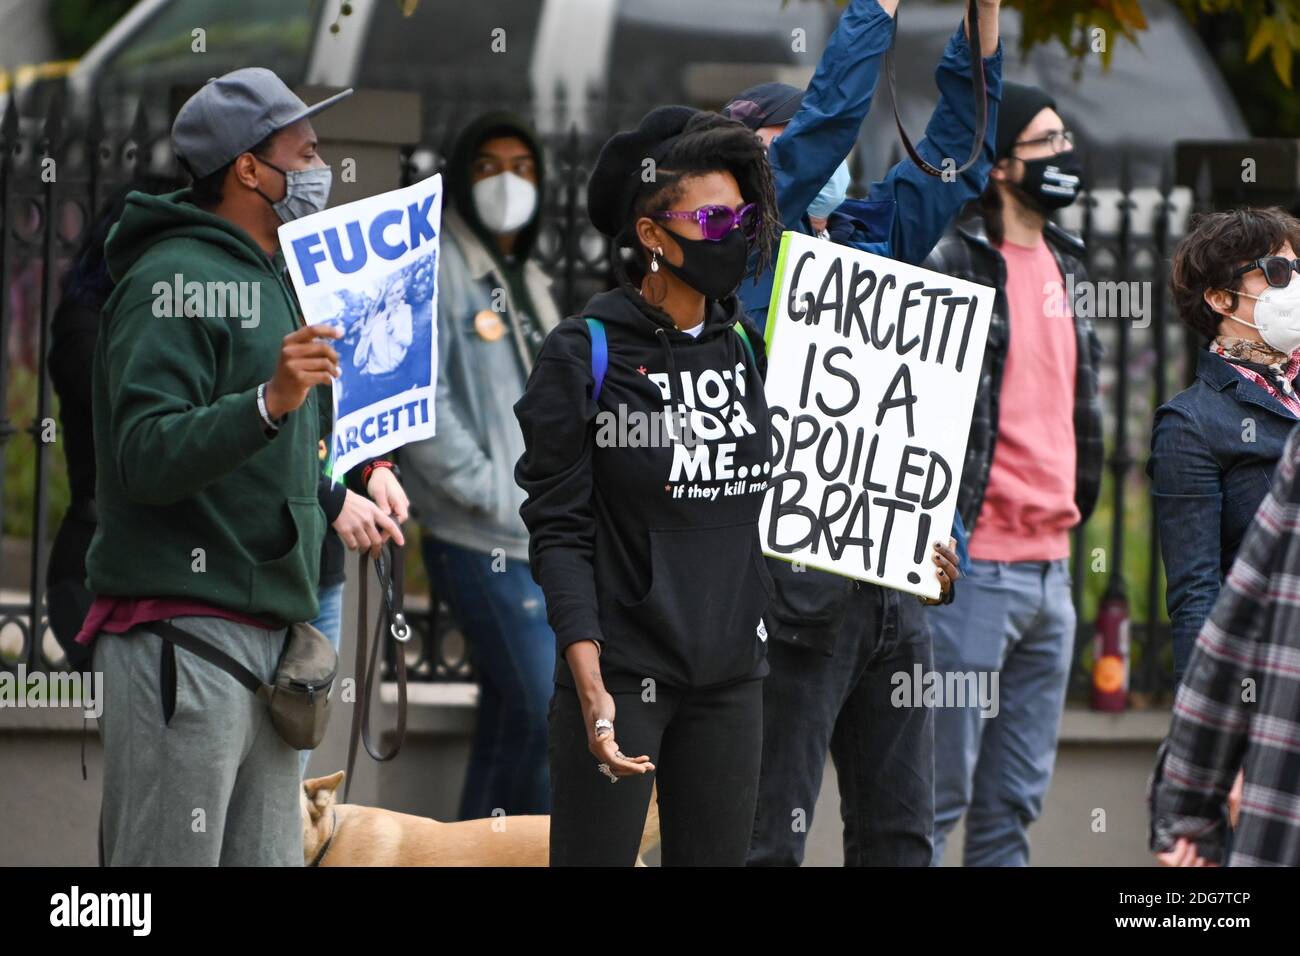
[514,286,775,691]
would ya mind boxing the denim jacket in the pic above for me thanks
[1148,348,1299,681]
[401,210,561,561]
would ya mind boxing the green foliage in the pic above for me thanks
[802,0,1300,84]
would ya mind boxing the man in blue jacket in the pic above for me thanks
[731,0,1003,866]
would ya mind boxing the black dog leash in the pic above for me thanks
[885,0,988,178]
[343,541,410,803]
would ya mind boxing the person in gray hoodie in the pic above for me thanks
[401,113,560,819]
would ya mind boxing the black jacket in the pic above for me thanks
[514,286,774,690]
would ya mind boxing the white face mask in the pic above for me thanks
[472,171,537,234]
[1228,279,1300,355]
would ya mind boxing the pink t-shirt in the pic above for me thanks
[968,236,1080,562]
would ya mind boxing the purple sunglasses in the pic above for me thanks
[650,202,758,241]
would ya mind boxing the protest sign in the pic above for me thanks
[760,231,995,599]
[278,174,443,477]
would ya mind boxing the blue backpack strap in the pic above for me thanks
[585,317,608,402]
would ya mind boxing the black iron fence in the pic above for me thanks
[0,88,1216,700]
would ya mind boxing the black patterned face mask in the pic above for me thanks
[1014,150,1085,213]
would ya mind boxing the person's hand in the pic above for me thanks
[580,686,655,780]
[367,467,409,523]
[1155,837,1218,867]
[919,537,961,606]
[332,489,405,558]
[266,323,342,419]
[1228,769,1244,829]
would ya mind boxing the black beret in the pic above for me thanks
[587,104,700,240]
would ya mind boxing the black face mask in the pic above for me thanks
[659,228,749,300]
[1014,150,1085,212]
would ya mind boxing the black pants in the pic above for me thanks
[548,676,763,866]
[748,583,935,866]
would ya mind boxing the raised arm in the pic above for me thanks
[861,4,1004,266]
[766,0,898,231]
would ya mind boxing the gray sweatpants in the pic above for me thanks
[94,616,303,866]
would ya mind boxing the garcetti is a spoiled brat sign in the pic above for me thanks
[760,232,993,600]
[279,174,443,476]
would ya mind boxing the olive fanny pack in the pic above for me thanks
[148,618,337,750]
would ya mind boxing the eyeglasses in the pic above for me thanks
[649,203,758,242]
[1232,256,1300,288]
[1013,129,1075,153]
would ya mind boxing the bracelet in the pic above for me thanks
[256,383,282,431]
[362,459,396,485]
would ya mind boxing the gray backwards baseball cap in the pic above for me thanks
[172,67,353,178]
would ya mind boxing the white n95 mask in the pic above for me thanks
[472,171,538,234]
[1229,279,1300,356]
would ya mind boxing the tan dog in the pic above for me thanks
[302,771,661,866]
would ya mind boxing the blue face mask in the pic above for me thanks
[808,160,850,220]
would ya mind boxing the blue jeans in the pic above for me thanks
[300,580,345,779]
[421,535,554,819]
[928,557,1076,866]
[748,583,934,866]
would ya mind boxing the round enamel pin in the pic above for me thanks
[474,309,506,342]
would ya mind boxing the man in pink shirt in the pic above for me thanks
[922,83,1103,865]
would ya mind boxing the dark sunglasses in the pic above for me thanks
[1232,256,1300,288]
[649,203,758,242]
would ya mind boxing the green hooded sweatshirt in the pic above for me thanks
[84,188,330,625]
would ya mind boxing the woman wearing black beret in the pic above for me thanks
[514,105,781,865]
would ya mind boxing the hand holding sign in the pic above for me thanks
[760,232,994,600]
[920,536,961,605]
[265,322,343,419]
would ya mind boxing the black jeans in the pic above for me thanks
[748,583,935,866]
[548,675,763,866]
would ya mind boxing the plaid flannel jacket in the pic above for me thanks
[922,212,1104,533]
[1149,424,1300,866]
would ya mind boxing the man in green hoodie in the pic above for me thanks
[80,69,353,866]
